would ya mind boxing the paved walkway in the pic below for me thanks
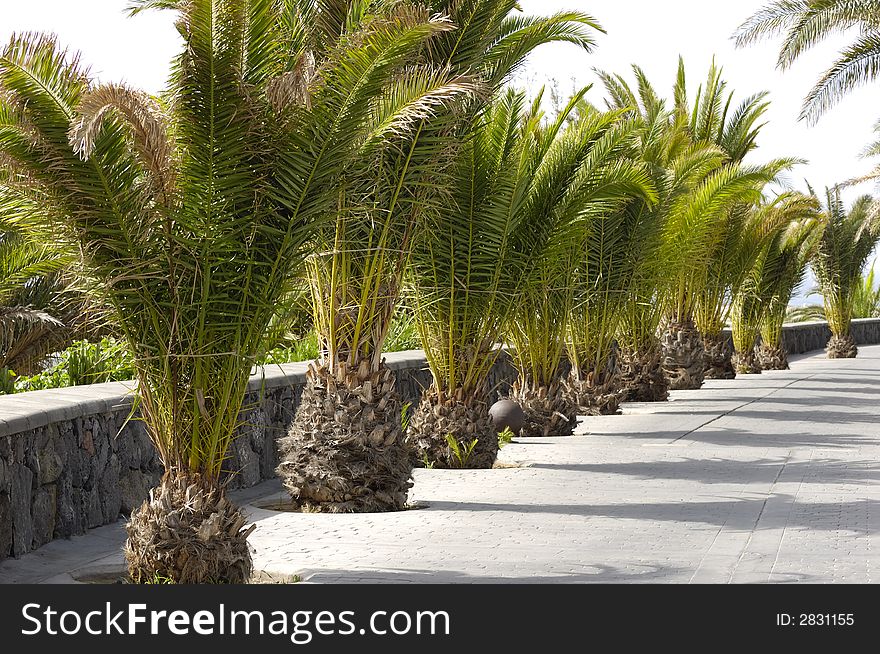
[2,346,879,584]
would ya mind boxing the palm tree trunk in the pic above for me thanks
[702,333,736,380]
[510,376,578,437]
[564,367,621,416]
[125,472,255,584]
[276,360,413,512]
[618,340,669,403]
[827,332,858,359]
[732,349,762,374]
[407,387,497,469]
[756,344,789,370]
[661,319,706,390]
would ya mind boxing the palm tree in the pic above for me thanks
[735,0,880,122]
[276,0,603,509]
[851,261,880,316]
[403,5,604,469]
[505,93,585,439]
[0,0,467,583]
[695,203,778,379]
[564,159,659,417]
[755,211,826,370]
[0,208,72,377]
[406,92,528,468]
[507,95,654,436]
[669,59,796,382]
[600,62,790,392]
[812,188,880,357]
[598,75,705,403]
[730,194,824,373]
[660,162,791,388]
[696,191,807,378]
[272,0,477,514]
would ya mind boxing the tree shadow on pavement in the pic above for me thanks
[421,497,880,535]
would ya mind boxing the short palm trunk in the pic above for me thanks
[661,320,706,390]
[510,379,578,437]
[756,344,789,370]
[407,388,497,469]
[827,333,858,359]
[125,473,255,584]
[703,333,736,380]
[564,370,621,416]
[618,342,669,403]
[277,361,413,513]
[732,349,761,375]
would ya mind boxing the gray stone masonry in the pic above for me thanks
[0,349,517,560]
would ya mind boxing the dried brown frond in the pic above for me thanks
[384,4,451,32]
[267,51,316,113]
[0,306,65,375]
[69,84,176,205]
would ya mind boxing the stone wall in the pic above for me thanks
[0,350,518,560]
[0,320,876,560]
[717,318,880,354]
[781,319,880,355]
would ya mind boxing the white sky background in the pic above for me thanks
[516,0,880,302]
[2,0,880,302]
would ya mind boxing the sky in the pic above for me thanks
[517,0,880,200]
[2,0,879,300]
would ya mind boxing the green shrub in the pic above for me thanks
[385,308,422,353]
[255,309,421,369]
[0,368,16,395]
[259,331,320,365]
[14,338,134,392]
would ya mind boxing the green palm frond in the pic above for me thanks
[732,194,824,353]
[802,30,880,119]
[663,160,793,322]
[812,187,880,336]
[735,0,880,121]
[509,101,656,390]
[0,1,467,482]
[483,10,603,85]
[851,260,880,316]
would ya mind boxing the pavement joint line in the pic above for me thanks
[767,448,814,581]
[728,450,794,583]
[689,511,735,583]
[667,373,821,446]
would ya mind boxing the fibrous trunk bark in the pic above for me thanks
[125,473,255,584]
[406,388,497,469]
[661,320,706,390]
[732,349,761,375]
[756,344,789,370]
[510,379,578,437]
[703,333,736,380]
[827,333,858,359]
[618,342,669,403]
[276,361,413,513]
[564,369,621,416]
